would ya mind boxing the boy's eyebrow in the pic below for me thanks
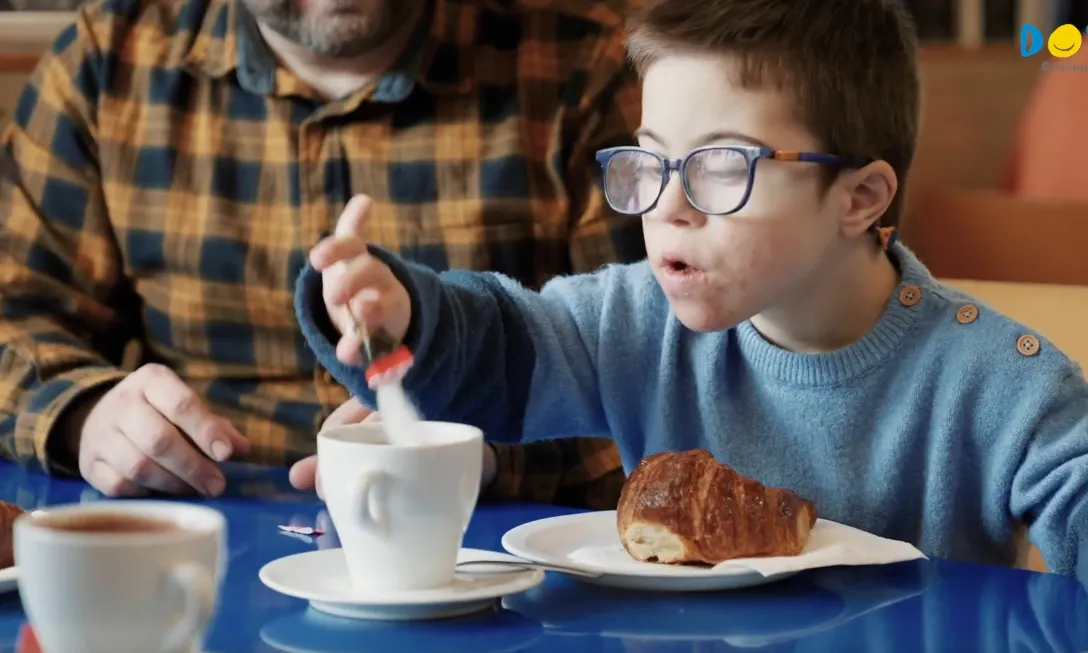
[634,127,772,149]
[633,127,666,145]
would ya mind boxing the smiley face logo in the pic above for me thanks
[1047,24,1082,57]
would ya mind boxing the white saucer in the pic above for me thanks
[503,511,810,592]
[0,566,16,593]
[259,548,544,621]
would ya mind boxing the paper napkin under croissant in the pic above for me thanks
[567,519,926,577]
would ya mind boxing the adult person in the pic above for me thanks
[0,0,640,506]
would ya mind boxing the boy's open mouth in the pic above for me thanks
[662,257,698,274]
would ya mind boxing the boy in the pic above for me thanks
[294,0,1088,583]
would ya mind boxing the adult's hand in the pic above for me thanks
[288,398,378,498]
[67,364,250,497]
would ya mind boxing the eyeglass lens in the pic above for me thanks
[603,148,751,215]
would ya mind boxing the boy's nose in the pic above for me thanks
[653,177,707,228]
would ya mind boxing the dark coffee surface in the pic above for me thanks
[38,513,178,534]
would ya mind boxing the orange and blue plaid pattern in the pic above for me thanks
[0,0,641,508]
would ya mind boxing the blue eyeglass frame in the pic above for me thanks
[594,145,874,216]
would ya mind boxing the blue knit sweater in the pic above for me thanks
[295,243,1088,583]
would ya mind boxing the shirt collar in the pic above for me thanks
[186,0,478,100]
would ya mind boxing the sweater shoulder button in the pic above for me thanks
[1016,334,1040,357]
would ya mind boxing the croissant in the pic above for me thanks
[617,449,817,565]
[0,500,23,568]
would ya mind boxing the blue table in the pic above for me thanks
[1,460,1086,653]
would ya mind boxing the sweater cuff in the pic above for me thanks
[293,245,444,405]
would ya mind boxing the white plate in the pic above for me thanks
[502,511,800,591]
[259,548,544,621]
[0,566,16,593]
[504,511,810,592]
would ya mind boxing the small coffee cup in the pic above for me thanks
[318,421,483,592]
[14,501,225,653]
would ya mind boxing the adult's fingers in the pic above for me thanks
[288,455,318,492]
[120,402,225,496]
[219,424,251,455]
[140,366,243,462]
[224,427,251,455]
[96,428,195,496]
[86,458,148,498]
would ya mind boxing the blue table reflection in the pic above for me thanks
[0,459,1085,652]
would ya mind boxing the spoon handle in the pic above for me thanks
[456,559,603,578]
[347,307,413,386]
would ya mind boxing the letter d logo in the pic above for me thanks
[1020,24,1043,56]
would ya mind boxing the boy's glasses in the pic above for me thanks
[595,146,872,216]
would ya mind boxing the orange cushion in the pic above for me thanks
[1004,48,1088,198]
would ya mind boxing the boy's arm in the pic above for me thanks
[1009,371,1088,586]
[294,247,613,445]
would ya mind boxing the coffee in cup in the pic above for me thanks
[14,501,225,653]
[35,512,178,534]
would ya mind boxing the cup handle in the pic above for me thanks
[161,562,215,653]
[352,471,387,536]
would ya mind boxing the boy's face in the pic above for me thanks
[638,52,855,333]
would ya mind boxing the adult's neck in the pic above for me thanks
[256,5,425,99]
[749,239,901,354]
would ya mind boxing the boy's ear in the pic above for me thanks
[838,161,898,238]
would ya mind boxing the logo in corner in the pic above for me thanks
[1020,23,1084,58]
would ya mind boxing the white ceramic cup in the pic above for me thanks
[14,501,225,653]
[318,421,483,592]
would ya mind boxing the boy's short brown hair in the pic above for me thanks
[627,0,920,228]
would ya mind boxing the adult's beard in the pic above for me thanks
[243,0,418,58]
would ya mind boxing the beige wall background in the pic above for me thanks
[905,47,1040,218]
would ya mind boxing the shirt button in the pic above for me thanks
[898,285,921,306]
[1016,334,1040,357]
[955,304,979,324]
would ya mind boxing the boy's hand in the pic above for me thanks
[312,194,412,366]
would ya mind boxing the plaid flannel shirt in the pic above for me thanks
[0,0,641,509]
